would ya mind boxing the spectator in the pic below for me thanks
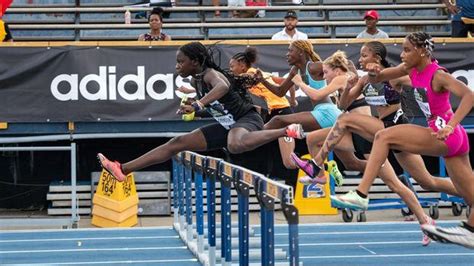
[138,8,171,41]
[271,10,308,40]
[228,0,246,18]
[356,10,389,39]
[441,0,474,37]
[212,0,221,17]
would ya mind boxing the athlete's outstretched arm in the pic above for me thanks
[367,63,409,84]
[292,74,347,102]
[255,67,297,97]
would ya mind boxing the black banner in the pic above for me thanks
[1,42,473,122]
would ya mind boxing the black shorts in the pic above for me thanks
[382,109,409,153]
[261,106,293,123]
[352,133,373,155]
[200,110,264,151]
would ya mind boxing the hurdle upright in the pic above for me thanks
[172,151,300,266]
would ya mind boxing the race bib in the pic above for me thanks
[206,101,236,130]
[363,83,388,106]
[413,87,432,118]
[434,116,447,130]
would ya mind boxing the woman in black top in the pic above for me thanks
[138,8,171,41]
[98,42,304,181]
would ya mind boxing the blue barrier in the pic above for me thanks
[172,151,300,266]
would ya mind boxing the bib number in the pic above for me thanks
[206,101,236,130]
[435,116,447,130]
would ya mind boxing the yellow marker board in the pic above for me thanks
[294,155,338,215]
[95,170,137,201]
[92,169,139,227]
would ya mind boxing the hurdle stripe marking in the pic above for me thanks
[7,258,199,265]
[300,253,474,259]
[0,246,189,254]
[0,235,179,243]
[358,245,377,255]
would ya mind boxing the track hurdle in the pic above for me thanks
[172,151,300,266]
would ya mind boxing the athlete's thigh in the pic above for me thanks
[277,111,321,131]
[342,113,385,141]
[378,124,448,157]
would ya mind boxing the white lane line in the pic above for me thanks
[276,240,420,247]
[301,253,474,259]
[359,245,377,255]
[279,220,461,227]
[5,258,198,265]
[0,246,188,254]
[0,226,173,233]
[0,235,179,243]
[275,230,421,236]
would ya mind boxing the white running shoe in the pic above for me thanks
[421,222,474,249]
[330,190,369,211]
[421,216,435,246]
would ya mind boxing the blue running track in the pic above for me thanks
[1,221,473,265]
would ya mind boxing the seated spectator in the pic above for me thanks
[212,0,221,17]
[441,0,474,37]
[228,0,246,18]
[356,10,389,39]
[138,8,171,41]
[0,18,13,42]
[241,0,267,18]
[271,10,308,40]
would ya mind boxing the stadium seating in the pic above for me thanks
[4,0,450,41]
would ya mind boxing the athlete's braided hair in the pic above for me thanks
[406,31,434,57]
[232,46,258,68]
[364,41,391,68]
[292,40,322,62]
[179,42,257,98]
[323,50,350,72]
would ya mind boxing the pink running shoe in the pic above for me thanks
[422,216,435,246]
[97,153,127,182]
[290,152,321,178]
[285,124,305,139]
[298,175,327,186]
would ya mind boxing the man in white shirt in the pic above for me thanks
[271,10,308,40]
[356,10,389,39]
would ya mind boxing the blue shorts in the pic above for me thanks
[310,103,342,128]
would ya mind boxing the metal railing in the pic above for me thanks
[5,4,448,40]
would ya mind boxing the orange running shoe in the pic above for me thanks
[97,153,127,182]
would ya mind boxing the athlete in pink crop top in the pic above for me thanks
[355,32,474,249]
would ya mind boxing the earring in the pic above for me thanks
[421,53,425,57]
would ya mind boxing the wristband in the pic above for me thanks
[191,100,204,112]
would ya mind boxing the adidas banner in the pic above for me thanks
[0,42,473,122]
